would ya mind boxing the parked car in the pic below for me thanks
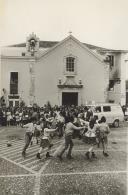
[86,103,124,127]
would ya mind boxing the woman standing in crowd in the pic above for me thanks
[15,110,20,126]
[6,108,12,126]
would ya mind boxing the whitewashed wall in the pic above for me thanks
[1,37,109,106]
[1,58,30,105]
[35,37,108,106]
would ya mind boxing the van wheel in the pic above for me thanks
[113,120,119,128]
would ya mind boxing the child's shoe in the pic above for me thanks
[36,140,39,145]
[22,151,26,158]
[57,155,63,161]
[103,151,109,157]
[46,152,53,158]
[49,143,53,148]
[36,153,41,159]
[85,151,90,159]
[66,155,74,160]
[91,152,97,158]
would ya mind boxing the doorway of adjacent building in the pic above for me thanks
[9,100,19,107]
[62,92,78,106]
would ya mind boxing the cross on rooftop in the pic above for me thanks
[68,31,72,35]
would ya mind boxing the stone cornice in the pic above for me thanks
[57,84,83,89]
[1,55,35,60]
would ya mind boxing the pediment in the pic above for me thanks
[57,76,83,89]
[38,35,104,63]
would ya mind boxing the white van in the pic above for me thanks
[86,103,124,127]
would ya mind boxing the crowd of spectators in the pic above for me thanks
[0,104,92,128]
[0,104,111,159]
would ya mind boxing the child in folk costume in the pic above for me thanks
[57,116,85,160]
[36,121,57,159]
[56,112,65,138]
[33,121,42,145]
[22,119,36,157]
[73,113,82,139]
[98,116,110,157]
[84,117,99,159]
[73,114,86,139]
[50,113,58,138]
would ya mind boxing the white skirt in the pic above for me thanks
[85,131,96,138]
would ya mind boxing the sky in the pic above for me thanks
[0,0,128,49]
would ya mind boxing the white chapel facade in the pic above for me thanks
[0,33,127,107]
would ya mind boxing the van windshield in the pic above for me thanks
[87,106,101,113]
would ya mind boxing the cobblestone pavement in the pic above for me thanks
[0,137,62,173]
[0,124,127,195]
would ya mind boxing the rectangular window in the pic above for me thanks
[109,100,115,103]
[10,72,18,94]
[107,55,114,67]
[22,52,25,56]
[109,80,114,91]
[66,57,75,72]
[95,106,101,113]
[103,106,111,112]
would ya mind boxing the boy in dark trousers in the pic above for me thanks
[57,116,85,160]
[22,118,36,157]
[98,116,110,157]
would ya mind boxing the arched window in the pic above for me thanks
[66,57,75,72]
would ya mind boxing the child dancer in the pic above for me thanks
[36,121,57,159]
[57,116,85,160]
[98,116,110,157]
[85,118,99,159]
[22,118,36,157]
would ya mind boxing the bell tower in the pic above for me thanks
[26,32,39,56]
[26,33,39,105]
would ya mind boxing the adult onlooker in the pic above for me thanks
[122,105,126,116]
[85,108,93,122]
[0,108,3,126]
[6,108,12,126]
